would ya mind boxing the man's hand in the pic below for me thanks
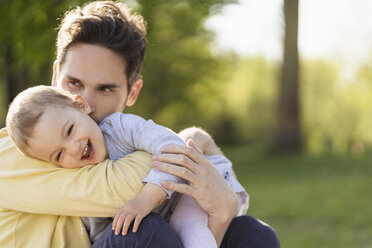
[112,183,167,236]
[153,140,238,245]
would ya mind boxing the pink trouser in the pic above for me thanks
[169,195,217,248]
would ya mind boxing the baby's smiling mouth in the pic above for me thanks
[81,140,94,160]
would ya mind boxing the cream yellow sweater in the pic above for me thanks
[0,128,152,248]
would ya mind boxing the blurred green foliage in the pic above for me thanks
[302,58,372,154]
[128,0,237,137]
[216,55,372,153]
[0,0,91,86]
[1,0,372,154]
[0,0,91,118]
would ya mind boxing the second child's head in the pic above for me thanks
[6,86,108,168]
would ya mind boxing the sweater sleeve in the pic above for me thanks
[0,128,152,217]
[107,113,186,198]
[108,113,186,155]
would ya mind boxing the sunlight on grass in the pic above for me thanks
[223,145,372,248]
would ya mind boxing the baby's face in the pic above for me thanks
[26,105,108,168]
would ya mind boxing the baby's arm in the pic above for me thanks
[106,114,188,234]
[109,113,187,197]
[112,183,166,235]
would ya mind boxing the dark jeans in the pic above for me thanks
[92,213,280,248]
[221,215,280,248]
[92,212,182,248]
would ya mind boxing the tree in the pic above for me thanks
[0,0,90,115]
[273,0,302,153]
[129,0,236,131]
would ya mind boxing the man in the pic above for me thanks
[0,1,279,247]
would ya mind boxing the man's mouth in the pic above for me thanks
[81,140,95,160]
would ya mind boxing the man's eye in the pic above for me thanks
[69,81,81,88]
[101,87,112,92]
[67,124,74,136]
[56,151,62,162]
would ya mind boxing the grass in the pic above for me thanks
[223,145,372,248]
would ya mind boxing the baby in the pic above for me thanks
[6,85,248,247]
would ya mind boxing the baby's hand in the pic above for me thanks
[112,196,153,235]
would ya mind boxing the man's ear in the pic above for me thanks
[51,60,59,87]
[126,79,143,107]
[73,95,91,114]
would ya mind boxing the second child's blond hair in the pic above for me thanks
[6,85,80,156]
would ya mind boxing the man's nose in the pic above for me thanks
[80,91,96,114]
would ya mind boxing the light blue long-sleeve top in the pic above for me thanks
[99,112,187,198]
[84,112,249,243]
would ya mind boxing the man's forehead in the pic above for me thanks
[60,43,128,83]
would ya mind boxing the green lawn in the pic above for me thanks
[223,145,372,248]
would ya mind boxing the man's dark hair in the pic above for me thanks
[57,1,147,86]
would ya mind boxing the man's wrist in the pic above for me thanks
[218,193,238,222]
[208,213,234,246]
[211,207,235,226]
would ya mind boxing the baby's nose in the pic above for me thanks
[68,140,81,157]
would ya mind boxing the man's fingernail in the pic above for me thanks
[152,155,159,160]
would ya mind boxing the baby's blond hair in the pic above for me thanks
[6,85,79,156]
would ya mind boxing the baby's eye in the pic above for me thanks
[56,151,62,162]
[67,124,74,136]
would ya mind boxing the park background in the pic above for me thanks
[1,0,371,247]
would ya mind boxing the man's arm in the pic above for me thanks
[0,129,152,217]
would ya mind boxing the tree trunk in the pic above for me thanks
[273,0,301,153]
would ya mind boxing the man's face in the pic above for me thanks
[52,43,142,123]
